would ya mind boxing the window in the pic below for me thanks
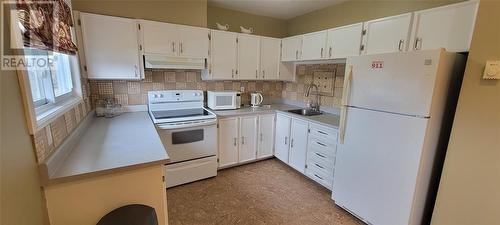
[25,48,76,114]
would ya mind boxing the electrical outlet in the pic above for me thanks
[483,60,500,80]
[240,86,245,92]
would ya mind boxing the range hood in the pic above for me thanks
[144,54,207,70]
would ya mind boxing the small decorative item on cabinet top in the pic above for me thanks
[240,26,254,34]
[216,23,229,31]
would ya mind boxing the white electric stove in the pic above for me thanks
[148,90,217,188]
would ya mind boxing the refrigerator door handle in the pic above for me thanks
[339,65,353,144]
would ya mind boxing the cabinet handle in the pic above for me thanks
[172,42,175,52]
[414,38,422,50]
[180,43,183,54]
[398,39,404,51]
[316,141,327,147]
[317,130,328,135]
[295,50,298,60]
[284,137,288,145]
[233,138,237,146]
[241,136,245,145]
[134,65,138,77]
[315,152,326,158]
[291,139,294,148]
[260,133,263,142]
[232,69,234,78]
[263,70,265,79]
[256,70,258,78]
[315,163,325,169]
[314,174,324,180]
[320,47,324,58]
[329,47,332,58]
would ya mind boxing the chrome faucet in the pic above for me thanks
[305,83,320,112]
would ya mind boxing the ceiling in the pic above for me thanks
[208,0,348,20]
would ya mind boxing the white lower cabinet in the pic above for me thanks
[288,119,309,173]
[274,113,339,190]
[218,117,239,167]
[257,114,276,158]
[239,116,258,163]
[274,114,292,163]
[305,124,338,190]
[218,114,274,168]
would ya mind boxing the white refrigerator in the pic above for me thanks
[332,49,465,225]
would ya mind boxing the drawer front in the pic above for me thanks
[306,168,333,189]
[309,124,338,143]
[308,137,336,154]
[307,158,334,176]
[308,149,334,169]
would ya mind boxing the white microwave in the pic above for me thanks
[207,91,241,110]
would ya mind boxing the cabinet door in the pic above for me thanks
[363,13,413,55]
[281,36,302,61]
[141,20,178,56]
[80,13,141,80]
[274,114,291,163]
[327,23,363,59]
[289,119,309,173]
[237,34,261,80]
[239,116,258,163]
[411,1,478,52]
[178,25,209,58]
[211,31,237,80]
[260,37,280,80]
[257,114,275,158]
[218,118,239,167]
[301,31,327,60]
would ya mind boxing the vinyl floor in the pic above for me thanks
[167,158,364,225]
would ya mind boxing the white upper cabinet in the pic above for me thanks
[281,36,302,61]
[301,31,328,60]
[260,37,281,80]
[141,20,178,56]
[237,34,261,80]
[177,25,209,58]
[210,30,238,80]
[79,13,142,80]
[362,13,413,55]
[141,20,209,58]
[326,23,363,59]
[411,1,478,52]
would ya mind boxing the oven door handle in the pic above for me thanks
[156,119,217,130]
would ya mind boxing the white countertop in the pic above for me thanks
[211,104,340,129]
[43,112,169,184]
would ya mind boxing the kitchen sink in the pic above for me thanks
[287,109,322,116]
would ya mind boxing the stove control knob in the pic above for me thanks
[159,94,164,98]
[153,94,159,98]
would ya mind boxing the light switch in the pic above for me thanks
[483,60,500,80]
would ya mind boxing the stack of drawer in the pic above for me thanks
[305,123,338,190]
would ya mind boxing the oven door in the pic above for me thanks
[156,119,217,164]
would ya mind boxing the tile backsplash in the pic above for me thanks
[282,63,345,108]
[33,76,92,163]
[89,69,284,107]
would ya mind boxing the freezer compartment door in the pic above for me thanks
[346,49,443,117]
[333,107,428,225]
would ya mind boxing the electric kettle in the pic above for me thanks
[250,92,263,107]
